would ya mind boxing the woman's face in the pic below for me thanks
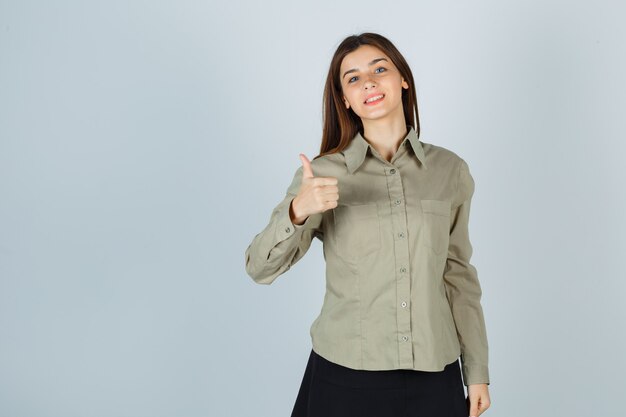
[339,45,409,122]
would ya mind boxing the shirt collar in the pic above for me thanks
[344,124,427,174]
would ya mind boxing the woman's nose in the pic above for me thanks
[363,78,376,88]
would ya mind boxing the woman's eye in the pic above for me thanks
[348,67,387,84]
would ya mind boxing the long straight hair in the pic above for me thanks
[314,33,421,160]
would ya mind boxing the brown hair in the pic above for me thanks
[313,32,421,160]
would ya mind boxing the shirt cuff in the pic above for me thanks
[274,197,318,242]
[461,363,490,386]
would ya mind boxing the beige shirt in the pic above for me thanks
[244,125,490,386]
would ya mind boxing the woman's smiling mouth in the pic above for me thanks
[364,94,385,105]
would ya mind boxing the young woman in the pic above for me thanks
[245,32,492,417]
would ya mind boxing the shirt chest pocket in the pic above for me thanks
[420,199,451,256]
[333,203,381,262]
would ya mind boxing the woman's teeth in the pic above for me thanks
[366,94,384,103]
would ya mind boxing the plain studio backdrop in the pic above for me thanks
[1,1,624,416]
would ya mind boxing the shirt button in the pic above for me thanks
[285,227,291,233]
[402,336,409,341]
[401,301,407,308]
[395,199,401,205]
[400,267,407,273]
[398,232,405,238]
[389,168,396,174]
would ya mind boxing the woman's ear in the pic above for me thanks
[343,96,350,109]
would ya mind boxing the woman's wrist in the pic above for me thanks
[289,196,309,225]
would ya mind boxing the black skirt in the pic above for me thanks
[291,348,469,417]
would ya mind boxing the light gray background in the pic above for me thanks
[1,0,624,416]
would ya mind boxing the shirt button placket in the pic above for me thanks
[385,166,414,368]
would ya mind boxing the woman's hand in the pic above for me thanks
[467,383,491,417]
[290,154,339,225]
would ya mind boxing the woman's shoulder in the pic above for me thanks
[309,152,345,173]
[419,139,467,168]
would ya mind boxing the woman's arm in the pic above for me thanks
[442,158,490,387]
[244,166,323,285]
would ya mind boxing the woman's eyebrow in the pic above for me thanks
[342,58,389,80]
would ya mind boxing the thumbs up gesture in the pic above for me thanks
[290,154,339,225]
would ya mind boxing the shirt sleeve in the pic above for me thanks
[443,158,490,386]
[244,165,324,285]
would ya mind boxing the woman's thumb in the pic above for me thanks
[299,154,314,179]
[468,397,479,417]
